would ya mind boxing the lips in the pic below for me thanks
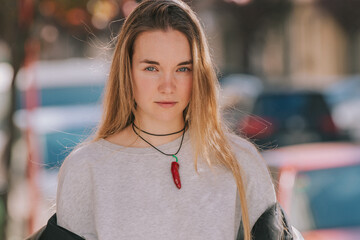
[155,101,177,108]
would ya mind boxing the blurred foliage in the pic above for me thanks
[38,0,91,30]
[37,0,122,33]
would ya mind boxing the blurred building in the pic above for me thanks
[192,0,360,89]
[13,0,360,90]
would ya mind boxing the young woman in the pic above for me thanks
[29,0,301,239]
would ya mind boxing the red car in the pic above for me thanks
[262,142,360,240]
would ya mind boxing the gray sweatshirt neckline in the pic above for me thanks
[97,130,191,155]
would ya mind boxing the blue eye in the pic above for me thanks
[145,67,156,72]
[178,67,191,72]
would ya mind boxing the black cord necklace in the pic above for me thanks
[133,123,185,136]
[132,123,185,189]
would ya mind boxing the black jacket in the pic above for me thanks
[237,203,295,240]
[26,203,297,240]
[25,214,84,240]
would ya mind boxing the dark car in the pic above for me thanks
[263,142,360,240]
[239,91,342,148]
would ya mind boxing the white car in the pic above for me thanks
[14,58,109,233]
[325,76,360,142]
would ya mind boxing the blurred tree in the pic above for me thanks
[0,0,124,236]
[35,0,123,59]
[317,0,360,74]
[0,0,36,238]
[37,0,121,31]
[217,0,292,74]
[38,0,91,31]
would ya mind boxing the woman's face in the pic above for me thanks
[131,29,193,126]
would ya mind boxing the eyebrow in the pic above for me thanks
[139,59,193,66]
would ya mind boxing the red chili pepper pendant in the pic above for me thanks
[171,161,181,189]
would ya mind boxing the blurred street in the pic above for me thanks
[1,0,360,239]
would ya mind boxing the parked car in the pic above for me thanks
[239,91,342,148]
[14,58,108,233]
[15,58,107,168]
[263,143,360,240]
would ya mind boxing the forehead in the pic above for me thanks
[132,29,192,62]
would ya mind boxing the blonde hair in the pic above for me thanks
[94,1,251,239]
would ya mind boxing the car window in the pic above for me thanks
[253,93,332,130]
[290,164,360,231]
[40,85,104,106]
[254,94,306,119]
[254,94,328,118]
[17,84,104,109]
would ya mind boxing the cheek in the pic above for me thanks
[133,83,150,103]
[132,73,153,101]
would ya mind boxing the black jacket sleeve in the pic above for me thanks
[25,214,85,240]
[237,202,296,240]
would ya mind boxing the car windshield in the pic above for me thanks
[253,93,331,129]
[290,165,360,231]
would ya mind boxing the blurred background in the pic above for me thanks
[1,0,360,239]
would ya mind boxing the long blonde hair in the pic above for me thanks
[94,1,251,239]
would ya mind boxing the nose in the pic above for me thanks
[158,72,176,94]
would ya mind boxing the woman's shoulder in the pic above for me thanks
[226,133,260,159]
[68,140,101,158]
[59,140,105,172]
[227,133,277,227]
[225,133,271,182]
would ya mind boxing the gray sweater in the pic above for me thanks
[56,132,276,240]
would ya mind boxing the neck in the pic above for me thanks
[133,123,185,136]
[133,112,185,133]
[131,117,186,147]
[132,123,186,152]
